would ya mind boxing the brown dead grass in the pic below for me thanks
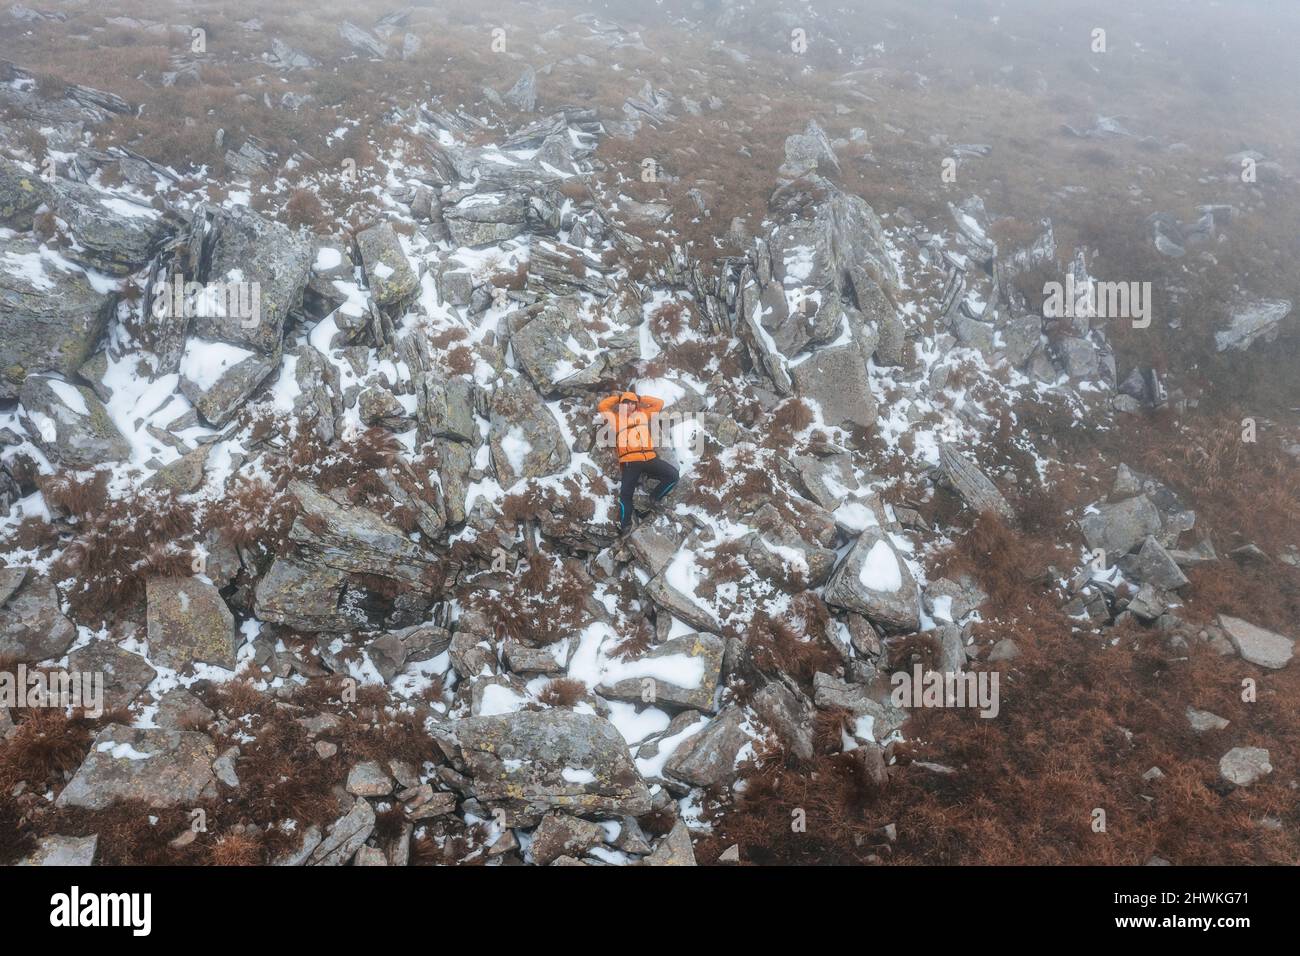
[537,678,588,708]
[466,551,593,647]
[740,596,842,694]
[54,486,196,623]
[0,708,124,863]
[703,579,1300,864]
[933,512,1058,612]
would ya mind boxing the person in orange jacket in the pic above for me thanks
[597,390,679,531]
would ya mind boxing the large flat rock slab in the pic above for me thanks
[1219,616,1293,670]
[55,725,218,811]
[596,633,723,713]
[146,576,239,670]
[17,834,98,866]
[442,710,651,819]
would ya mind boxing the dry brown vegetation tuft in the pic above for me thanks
[53,486,196,623]
[463,550,593,648]
[537,678,588,708]
[704,568,1300,865]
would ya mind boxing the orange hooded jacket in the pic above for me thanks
[598,391,665,463]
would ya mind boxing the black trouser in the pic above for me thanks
[618,457,679,529]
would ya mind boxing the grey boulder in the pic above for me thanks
[441,710,651,818]
[50,179,168,275]
[0,574,77,665]
[18,834,99,866]
[1121,536,1190,590]
[253,554,352,632]
[0,157,54,227]
[512,299,605,395]
[1215,298,1291,352]
[939,443,1015,523]
[67,641,158,711]
[1218,615,1293,670]
[596,633,724,713]
[55,725,219,810]
[20,374,130,467]
[185,204,313,354]
[663,705,752,788]
[791,345,877,432]
[644,819,696,865]
[178,340,279,427]
[285,480,441,587]
[0,237,113,399]
[308,797,376,865]
[503,66,538,112]
[1218,747,1271,787]
[824,528,921,631]
[488,377,571,485]
[1186,707,1229,733]
[356,222,419,313]
[1079,494,1162,557]
[338,21,388,58]
[442,193,527,247]
[145,576,240,670]
[781,120,840,178]
[530,811,604,865]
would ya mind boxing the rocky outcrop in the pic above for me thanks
[55,725,219,810]
[440,710,652,819]
[1,240,115,400]
[4,19,1292,869]
[19,374,130,467]
[0,573,77,665]
[146,576,240,671]
[824,528,921,630]
[488,376,571,485]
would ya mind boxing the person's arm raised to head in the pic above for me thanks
[637,395,665,414]
[596,393,621,430]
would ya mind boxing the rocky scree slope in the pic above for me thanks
[0,18,1295,866]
